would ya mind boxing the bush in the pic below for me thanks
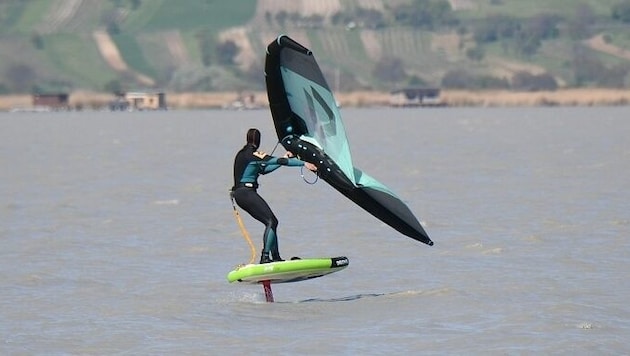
[0,82,9,95]
[31,32,44,50]
[466,46,484,61]
[372,57,406,83]
[216,40,239,66]
[441,69,510,89]
[5,63,37,93]
[612,0,630,23]
[512,71,558,91]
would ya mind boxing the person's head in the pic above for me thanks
[246,128,261,148]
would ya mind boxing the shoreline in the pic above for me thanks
[1,88,629,111]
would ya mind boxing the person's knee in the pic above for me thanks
[268,215,278,229]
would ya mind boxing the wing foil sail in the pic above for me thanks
[265,35,433,246]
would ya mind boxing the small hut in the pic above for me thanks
[124,91,167,110]
[32,93,70,110]
[389,88,443,107]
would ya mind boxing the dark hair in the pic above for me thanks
[246,128,261,148]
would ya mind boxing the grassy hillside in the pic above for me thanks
[0,0,629,94]
[454,0,622,18]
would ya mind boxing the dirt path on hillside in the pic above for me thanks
[585,34,630,61]
[486,57,547,76]
[92,30,155,87]
[164,30,190,66]
[484,56,570,86]
[360,30,382,60]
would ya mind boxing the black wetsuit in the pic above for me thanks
[232,144,305,262]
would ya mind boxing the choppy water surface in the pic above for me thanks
[1,107,629,354]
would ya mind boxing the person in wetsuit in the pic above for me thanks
[232,128,317,264]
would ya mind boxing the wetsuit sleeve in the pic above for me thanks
[276,157,305,166]
[259,156,305,174]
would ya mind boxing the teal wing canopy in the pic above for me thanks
[265,35,432,246]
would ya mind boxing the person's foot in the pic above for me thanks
[259,252,272,264]
[271,254,284,262]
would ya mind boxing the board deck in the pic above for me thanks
[227,256,349,284]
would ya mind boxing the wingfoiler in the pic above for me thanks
[265,35,433,246]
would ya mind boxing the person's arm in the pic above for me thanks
[259,156,301,175]
[275,156,305,166]
[258,153,317,174]
[284,151,317,172]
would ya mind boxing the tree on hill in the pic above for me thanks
[372,57,407,84]
[612,0,630,23]
[441,69,510,89]
[216,40,239,66]
[31,32,44,50]
[466,46,485,61]
[514,31,542,57]
[394,0,456,30]
[472,14,520,43]
[5,63,37,93]
[511,71,558,91]
[354,7,386,29]
[275,11,288,27]
[104,79,124,95]
[524,14,560,40]
[0,83,9,95]
[473,12,560,57]
[407,75,427,87]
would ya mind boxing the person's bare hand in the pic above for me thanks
[304,162,317,172]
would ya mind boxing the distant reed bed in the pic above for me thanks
[2,89,629,111]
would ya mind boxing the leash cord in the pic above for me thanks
[229,190,256,265]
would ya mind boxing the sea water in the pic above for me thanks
[1,107,628,354]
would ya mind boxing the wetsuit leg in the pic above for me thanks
[233,188,279,257]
